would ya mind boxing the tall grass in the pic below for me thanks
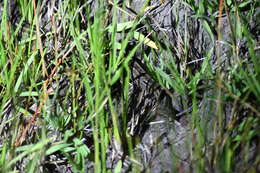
[0,0,259,172]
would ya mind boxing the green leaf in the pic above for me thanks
[234,135,241,142]
[0,143,7,166]
[133,31,158,49]
[110,67,123,85]
[107,21,158,49]
[107,21,135,32]
[7,139,50,169]
[202,20,215,42]
[14,51,37,93]
[64,130,74,142]
[46,143,72,155]
[114,160,122,173]
[19,91,39,97]
[238,0,251,8]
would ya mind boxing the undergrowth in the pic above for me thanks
[0,0,259,172]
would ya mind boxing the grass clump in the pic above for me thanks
[0,0,259,172]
